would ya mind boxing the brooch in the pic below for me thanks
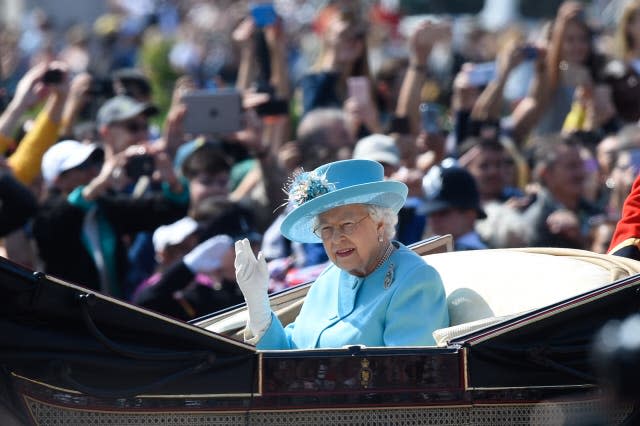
[383,262,395,289]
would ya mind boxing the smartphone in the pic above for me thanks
[521,45,538,60]
[250,3,277,28]
[125,154,155,180]
[347,76,371,104]
[181,89,243,135]
[467,62,496,87]
[419,102,442,134]
[42,69,64,85]
[255,97,289,117]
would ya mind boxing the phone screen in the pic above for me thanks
[419,102,442,133]
[250,3,277,28]
[467,62,496,87]
[347,76,371,104]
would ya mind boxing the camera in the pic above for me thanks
[255,98,289,117]
[125,154,155,180]
[42,69,64,85]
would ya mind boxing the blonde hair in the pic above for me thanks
[615,0,640,59]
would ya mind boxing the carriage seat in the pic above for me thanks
[425,248,640,346]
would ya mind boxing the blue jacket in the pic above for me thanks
[257,242,449,349]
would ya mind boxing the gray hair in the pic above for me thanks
[367,205,398,240]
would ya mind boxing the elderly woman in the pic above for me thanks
[234,159,449,349]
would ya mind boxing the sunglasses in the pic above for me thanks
[116,120,149,133]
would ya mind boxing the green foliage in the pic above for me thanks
[138,30,180,126]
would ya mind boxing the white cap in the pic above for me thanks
[152,217,199,252]
[353,134,400,167]
[41,140,102,186]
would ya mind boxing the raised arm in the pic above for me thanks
[8,62,70,184]
[0,62,48,154]
[395,20,450,135]
[471,40,525,123]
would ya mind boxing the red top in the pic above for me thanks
[609,174,640,254]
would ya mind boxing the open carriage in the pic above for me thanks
[2,236,640,425]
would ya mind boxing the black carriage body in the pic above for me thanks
[1,253,639,425]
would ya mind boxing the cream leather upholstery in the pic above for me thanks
[426,248,640,345]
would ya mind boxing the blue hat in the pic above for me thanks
[280,159,408,243]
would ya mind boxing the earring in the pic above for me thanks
[378,235,383,242]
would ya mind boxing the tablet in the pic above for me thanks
[181,89,242,135]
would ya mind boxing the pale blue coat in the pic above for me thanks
[256,242,449,349]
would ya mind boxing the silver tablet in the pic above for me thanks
[181,89,242,135]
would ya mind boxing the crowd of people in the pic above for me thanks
[3,0,640,323]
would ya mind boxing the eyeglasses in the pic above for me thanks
[313,215,369,241]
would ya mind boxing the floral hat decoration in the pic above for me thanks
[280,159,408,243]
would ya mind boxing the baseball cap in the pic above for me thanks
[41,140,103,186]
[422,165,487,219]
[352,134,400,167]
[152,217,199,252]
[97,95,158,126]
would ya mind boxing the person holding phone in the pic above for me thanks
[509,1,607,142]
[298,5,374,116]
[0,61,70,186]
[604,0,640,124]
[31,93,189,299]
[32,133,190,299]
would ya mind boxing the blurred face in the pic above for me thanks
[104,114,149,154]
[465,148,505,201]
[562,20,591,64]
[427,208,476,239]
[543,144,585,201]
[610,149,640,196]
[158,234,199,268]
[189,171,230,207]
[315,204,384,277]
[627,11,640,48]
[327,118,355,156]
[54,155,103,194]
[55,166,100,195]
[590,222,615,254]
[596,136,619,179]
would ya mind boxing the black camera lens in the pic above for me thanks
[42,69,64,85]
[124,155,155,179]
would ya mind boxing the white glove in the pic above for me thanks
[234,238,271,338]
[183,235,233,273]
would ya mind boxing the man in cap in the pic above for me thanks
[40,139,104,195]
[422,165,488,251]
[97,94,157,160]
